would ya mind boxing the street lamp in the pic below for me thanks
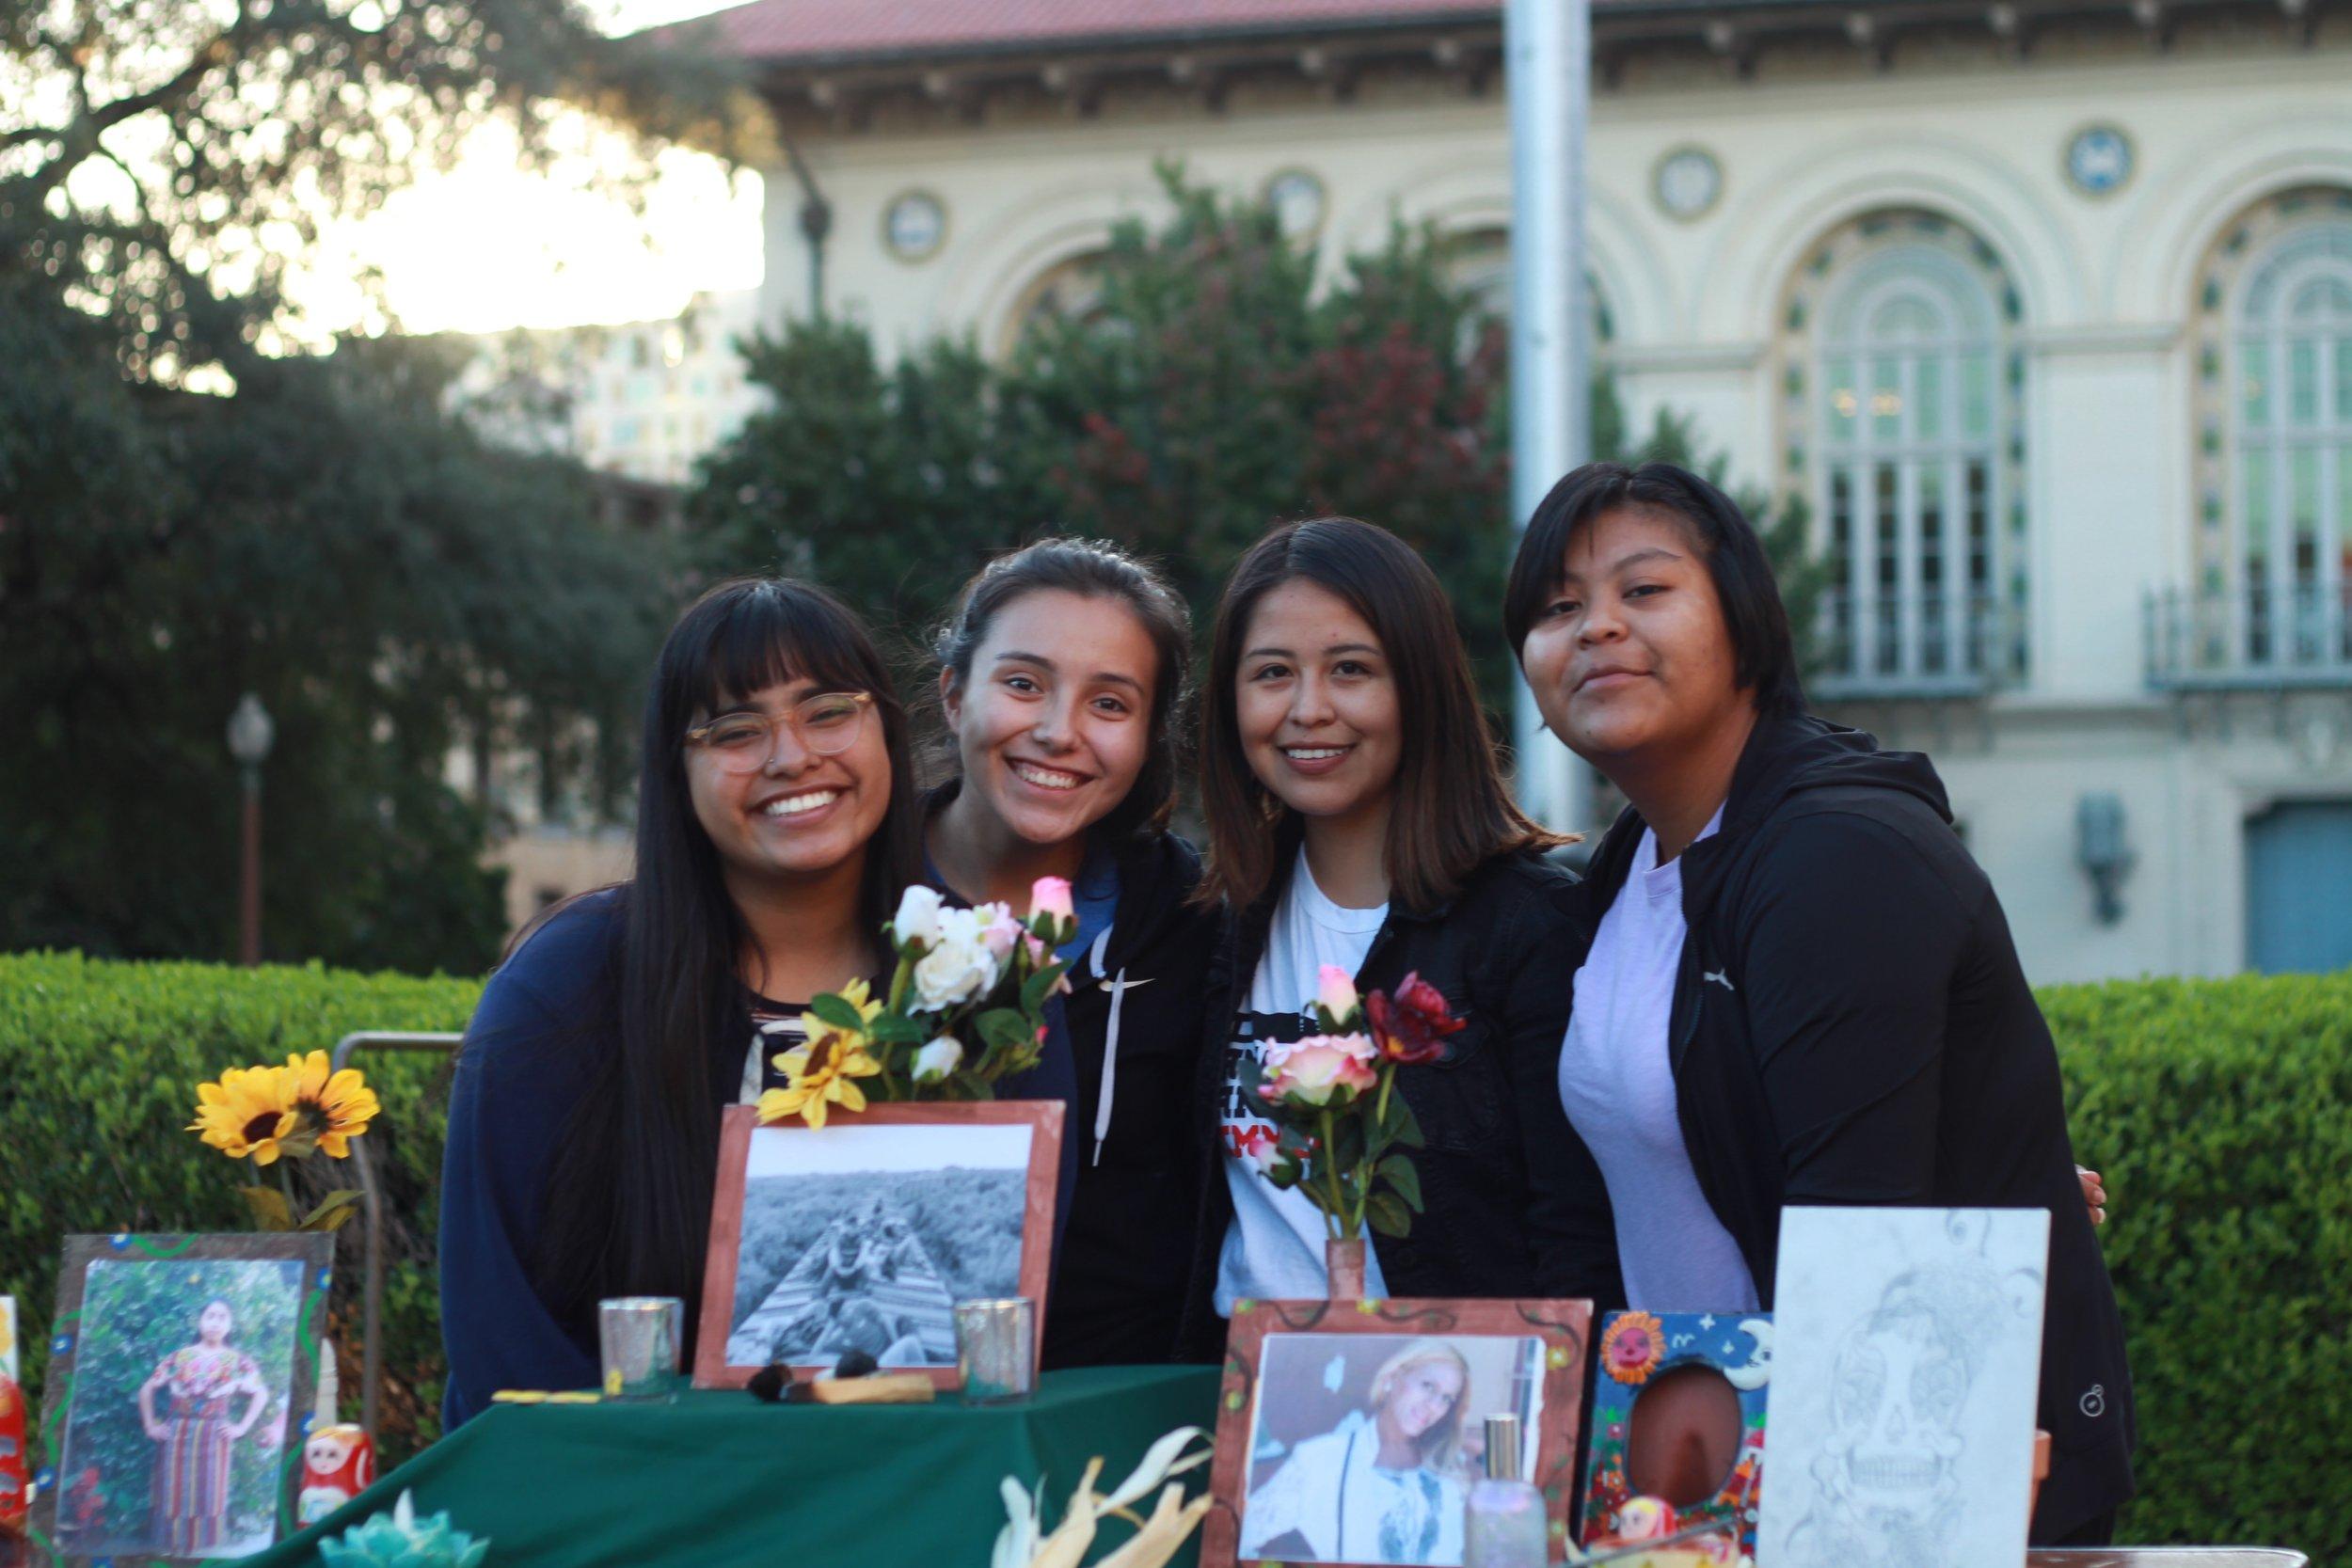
[226,693,275,966]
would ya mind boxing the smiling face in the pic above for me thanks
[1518,505,1752,770]
[685,673,892,892]
[1376,1357,1466,1447]
[198,1301,232,1345]
[941,588,1158,850]
[1235,579,1402,831]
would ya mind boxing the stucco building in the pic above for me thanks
[686,0,2352,981]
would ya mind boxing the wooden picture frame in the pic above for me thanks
[1202,1296,1592,1568]
[31,1232,335,1566]
[694,1101,1063,1391]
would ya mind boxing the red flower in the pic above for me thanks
[1364,972,1464,1065]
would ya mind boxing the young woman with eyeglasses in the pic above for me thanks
[922,539,1220,1368]
[437,578,924,1424]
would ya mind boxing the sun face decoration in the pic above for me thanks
[1601,1310,1666,1386]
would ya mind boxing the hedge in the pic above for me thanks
[1,954,2346,1550]
[0,952,479,1469]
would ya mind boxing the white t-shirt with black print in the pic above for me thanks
[1215,847,1393,1316]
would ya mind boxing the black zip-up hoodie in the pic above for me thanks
[1047,826,1223,1368]
[1178,839,1622,1359]
[1577,713,2135,1541]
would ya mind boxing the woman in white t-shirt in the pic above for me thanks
[1177,517,1625,1354]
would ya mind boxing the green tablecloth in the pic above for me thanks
[237,1365,1220,1568]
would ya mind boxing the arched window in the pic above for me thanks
[997,249,1110,358]
[1777,212,2026,694]
[2221,201,2352,668]
[1437,226,1614,348]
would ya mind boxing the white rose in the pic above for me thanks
[892,884,946,951]
[912,1037,964,1083]
[911,909,1000,1011]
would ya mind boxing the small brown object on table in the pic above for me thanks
[787,1372,937,1405]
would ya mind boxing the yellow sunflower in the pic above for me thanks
[756,1032,883,1130]
[800,976,884,1047]
[188,1064,301,1165]
[279,1050,380,1158]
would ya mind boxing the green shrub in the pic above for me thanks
[0,951,478,1468]
[2043,971,2352,1554]
[2,955,2345,1551]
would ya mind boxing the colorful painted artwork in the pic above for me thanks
[1582,1310,1771,1555]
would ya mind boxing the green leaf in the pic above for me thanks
[1377,1155,1424,1212]
[1390,1097,1426,1150]
[806,993,870,1033]
[239,1185,294,1231]
[976,1007,1034,1054]
[1021,962,1067,1016]
[1366,1193,1412,1239]
[865,1012,927,1045]
[299,1190,364,1232]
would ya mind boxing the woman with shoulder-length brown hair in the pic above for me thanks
[1178,516,1624,1356]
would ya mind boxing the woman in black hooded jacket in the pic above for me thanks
[1506,461,2135,1544]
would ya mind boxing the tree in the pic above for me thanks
[0,0,724,970]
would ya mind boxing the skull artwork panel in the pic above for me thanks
[1759,1209,2051,1568]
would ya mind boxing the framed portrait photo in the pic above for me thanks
[693,1101,1063,1391]
[31,1232,334,1565]
[1203,1297,1592,1568]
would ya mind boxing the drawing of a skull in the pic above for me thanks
[1821,1298,1967,1528]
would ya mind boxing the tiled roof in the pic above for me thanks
[689,0,1508,64]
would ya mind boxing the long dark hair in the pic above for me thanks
[930,538,1193,841]
[1504,461,1805,719]
[534,578,925,1330]
[1196,517,1564,911]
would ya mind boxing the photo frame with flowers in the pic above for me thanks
[1201,1295,1591,1568]
[694,1101,1063,1391]
[31,1232,334,1567]
[1582,1310,1771,1555]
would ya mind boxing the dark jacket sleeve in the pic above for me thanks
[1496,874,1627,1307]
[437,932,604,1426]
[1731,810,1974,1205]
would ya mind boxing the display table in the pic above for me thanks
[236,1365,1220,1568]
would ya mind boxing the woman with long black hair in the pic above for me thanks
[1181,517,1622,1354]
[923,538,1219,1368]
[437,578,925,1424]
[1505,461,2134,1543]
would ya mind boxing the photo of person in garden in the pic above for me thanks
[55,1259,304,1560]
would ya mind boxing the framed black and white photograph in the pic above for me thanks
[32,1233,333,1565]
[1204,1298,1591,1568]
[693,1102,1062,1390]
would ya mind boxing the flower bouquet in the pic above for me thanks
[188,1051,381,1231]
[1243,966,1454,1293]
[757,877,1081,1129]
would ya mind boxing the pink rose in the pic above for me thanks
[1261,1034,1379,1107]
[1030,876,1075,924]
[979,907,1024,961]
[1314,964,1359,1025]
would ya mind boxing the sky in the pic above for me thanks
[295,0,766,337]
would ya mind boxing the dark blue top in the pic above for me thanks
[437,890,626,1427]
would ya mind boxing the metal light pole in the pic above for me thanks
[1506,0,1597,837]
[226,693,275,966]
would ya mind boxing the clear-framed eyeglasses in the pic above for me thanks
[682,690,876,772]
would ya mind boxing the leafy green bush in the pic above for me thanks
[0,951,478,1468]
[2043,971,2352,1554]
[3,953,2344,1552]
